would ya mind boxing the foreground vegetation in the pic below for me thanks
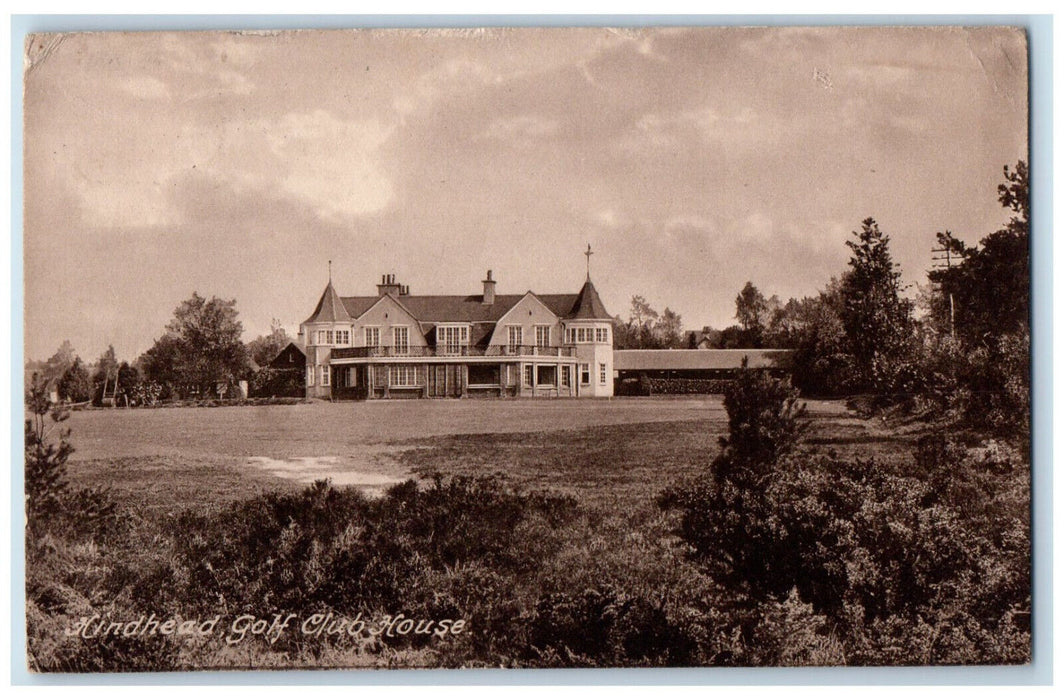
[25,375,1028,670]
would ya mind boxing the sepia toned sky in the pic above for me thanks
[23,26,1028,362]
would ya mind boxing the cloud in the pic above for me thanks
[266,111,395,220]
[54,109,395,229]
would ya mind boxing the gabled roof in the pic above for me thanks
[568,278,612,320]
[340,293,584,324]
[269,341,306,365]
[303,281,352,324]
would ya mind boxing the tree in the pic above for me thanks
[25,375,115,538]
[57,357,92,403]
[43,340,77,384]
[91,345,120,405]
[929,161,1029,347]
[922,161,1030,436]
[93,345,119,382]
[839,218,915,392]
[735,282,768,333]
[25,375,73,529]
[626,296,663,349]
[155,293,250,396]
[655,308,684,349]
[138,333,183,395]
[246,319,291,367]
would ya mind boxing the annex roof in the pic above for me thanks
[613,349,794,372]
[269,341,306,365]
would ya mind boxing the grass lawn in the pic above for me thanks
[58,397,924,514]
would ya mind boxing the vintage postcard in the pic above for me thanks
[22,26,1030,672]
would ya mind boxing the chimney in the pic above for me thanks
[377,273,403,297]
[482,269,496,305]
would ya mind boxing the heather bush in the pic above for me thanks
[661,366,1030,665]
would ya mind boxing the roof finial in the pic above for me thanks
[328,259,332,283]
[584,243,594,280]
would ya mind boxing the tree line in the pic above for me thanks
[30,296,294,405]
[618,160,1028,437]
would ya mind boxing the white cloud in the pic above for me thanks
[393,59,500,121]
[58,109,395,229]
[267,111,395,220]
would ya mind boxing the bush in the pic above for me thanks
[25,378,117,540]
[660,362,1029,665]
[249,367,305,398]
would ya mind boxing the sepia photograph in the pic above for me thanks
[20,24,1031,673]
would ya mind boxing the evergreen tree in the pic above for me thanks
[840,218,914,392]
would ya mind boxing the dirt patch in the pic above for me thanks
[247,450,411,495]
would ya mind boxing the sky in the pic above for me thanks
[23,26,1028,363]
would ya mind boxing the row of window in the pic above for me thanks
[311,324,610,348]
[308,362,609,388]
[564,326,609,344]
[315,329,351,345]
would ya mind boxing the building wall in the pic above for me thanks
[486,293,565,348]
[350,296,428,349]
[565,321,613,397]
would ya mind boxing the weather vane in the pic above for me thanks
[585,243,593,279]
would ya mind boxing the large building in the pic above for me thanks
[299,269,615,400]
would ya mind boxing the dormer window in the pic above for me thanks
[437,325,469,355]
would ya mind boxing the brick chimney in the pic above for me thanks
[377,273,403,297]
[482,270,496,305]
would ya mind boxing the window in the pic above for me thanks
[561,366,571,387]
[580,363,590,385]
[508,326,523,352]
[320,366,330,386]
[393,326,409,354]
[336,330,350,346]
[345,367,357,387]
[468,365,499,385]
[523,364,533,387]
[307,365,315,386]
[438,325,468,355]
[596,328,608,343]
[535,325,551,347]
[365,327,380,348]
[391,365,417,387]
[576,327,588,343]
[599,363,607,384]
[537,365,556,386]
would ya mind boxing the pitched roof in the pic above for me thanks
[613,349,794,371]
[269,341,306,364]
[569,278,612,320]
[303,281,352,324]
[340,293,584,324]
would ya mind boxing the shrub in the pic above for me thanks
[718,362,807,477]
[25,377,117,540]
[660,361,1029,664]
